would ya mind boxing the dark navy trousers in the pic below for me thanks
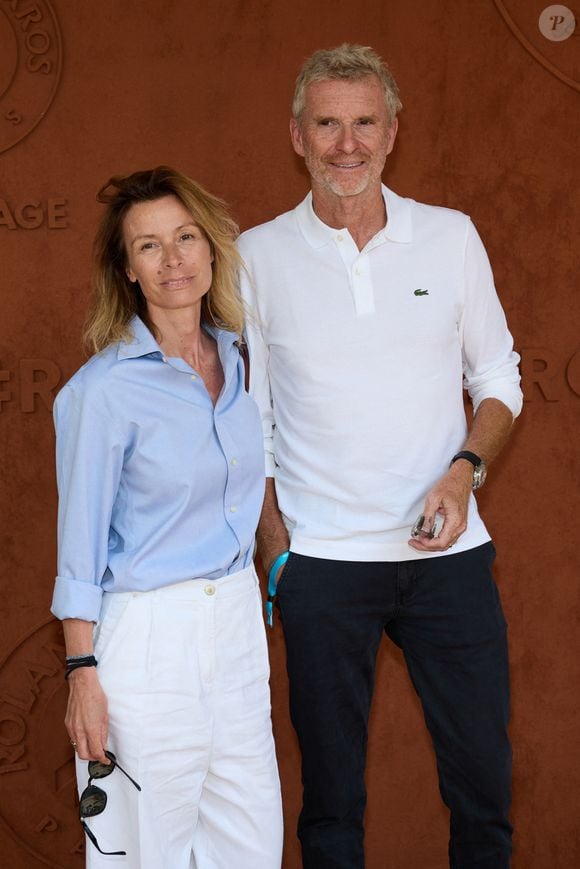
[276,542,512,869]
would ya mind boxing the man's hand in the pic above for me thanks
[409,397,516,553]
[258,478,290,583]
[408,460,473,552]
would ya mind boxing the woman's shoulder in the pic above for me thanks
[56,343,122,409]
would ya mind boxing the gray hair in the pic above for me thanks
[292,43,402,124]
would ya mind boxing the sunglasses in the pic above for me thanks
[79,750,141,856]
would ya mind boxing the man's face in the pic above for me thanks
[290,76,397,200]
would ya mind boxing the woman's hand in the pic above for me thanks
[65,667,110,763]
[62,617,109,763]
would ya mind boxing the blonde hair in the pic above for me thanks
[85,166,244,353]
[292,43,402,124]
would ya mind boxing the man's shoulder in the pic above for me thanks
[392,188,471,235]
[414,199,470,225]
[238,204,301,253]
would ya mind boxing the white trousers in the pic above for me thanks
[77,565,283,869]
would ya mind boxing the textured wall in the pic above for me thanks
[0,1,578,866]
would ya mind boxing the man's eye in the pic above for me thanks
[357,119,374,126]
[318,119,335,126]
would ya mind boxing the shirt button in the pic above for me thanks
[231,458,238,466]
[162,357,167,363]
[191,374,197,380]
[336,234,344,242]
[354,267,361,275]
[230,505,237,513]
[204,584,216,596]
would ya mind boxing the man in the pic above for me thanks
[239,44,521,869]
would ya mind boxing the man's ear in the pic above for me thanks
[386,117,399,156]
[290,118,305,157]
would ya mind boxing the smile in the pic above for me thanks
[160,277,193,289]
[329,161,365,169]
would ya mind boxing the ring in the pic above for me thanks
[70,739,78,749]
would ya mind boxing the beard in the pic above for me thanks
[303,150,385,199]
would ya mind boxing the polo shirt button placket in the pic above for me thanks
[352,255,375,316]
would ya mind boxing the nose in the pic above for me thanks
[162,242,182,269]
[335,124,358,154]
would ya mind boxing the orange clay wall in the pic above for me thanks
[0,1,578,866]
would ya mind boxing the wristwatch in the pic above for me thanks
[451,450,488,490]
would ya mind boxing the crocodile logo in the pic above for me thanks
[414,289,429,296]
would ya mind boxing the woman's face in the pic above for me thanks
[123,194,213,318]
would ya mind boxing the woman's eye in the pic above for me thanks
[180,233,195,241]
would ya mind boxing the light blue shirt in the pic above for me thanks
[51,316,264,622]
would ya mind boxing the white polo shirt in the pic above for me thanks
[239,186,522,562]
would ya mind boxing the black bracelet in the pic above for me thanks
[65,655,98,680]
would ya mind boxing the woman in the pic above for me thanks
[50,166,283,868]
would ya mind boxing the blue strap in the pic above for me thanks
[266,550,290,627]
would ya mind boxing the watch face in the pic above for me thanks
[472,461,488,489]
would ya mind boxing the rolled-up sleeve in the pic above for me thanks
[460,220,523,419]
[51,383,124,622]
